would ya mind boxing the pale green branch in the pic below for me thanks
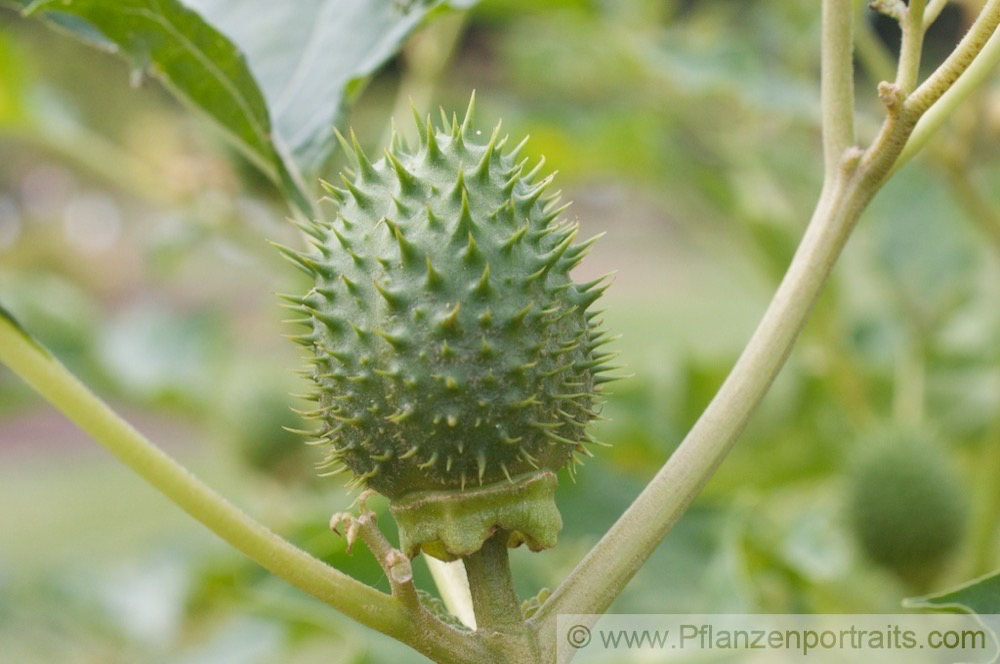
[896,0,928,94]
[821,0,857,181]
[0,312,484,664]
[905,0,1000,116]
[894,2,1000,173]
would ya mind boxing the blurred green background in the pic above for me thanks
[1,0,999,662]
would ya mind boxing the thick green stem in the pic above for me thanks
[463,531,540,662]
[0,311,485,664]
[464,532,524,630]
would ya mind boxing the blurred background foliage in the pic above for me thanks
[1,0,999,662]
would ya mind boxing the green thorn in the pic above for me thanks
[460,90,476,138]
[333,128,355,165]
[371,449,394,462]
[290,217,324,242]
[385,219,418,266]
[439,302,461,334]
[319,179,348,204]
[425,118,442,163]
[425,255,445,290]
[385,148,419,195]
[425,204,444,231]
[330,226,352,250]
[519,447,539,468]
[477,450,487,482]
[463,230,481,265]
[516,173,556,210]
[504,135,530,165]
[349,129,379,183]
[544,430,578,445]
[417,452,439,470]
[340,274,361,296]
[472,121,502,181]
[388,122,404,154]
[501,224,529,252]
[340,173,372,207]
[449,169,468,205]
[524,157,548,183]
[272,242,318,277]
[410,99,428,144]
[511,302,535,326]
[391,195,413,216]
[375,328,408,349]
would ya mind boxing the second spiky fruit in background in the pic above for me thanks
[280,96,616,559]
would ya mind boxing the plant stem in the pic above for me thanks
[896,0,928,94]
[0,312,485,664]
[464,532,523,630]
[821,0,857,185]
[893,0,1000,172]
[533,0,1000,653]
[463,531,540,662]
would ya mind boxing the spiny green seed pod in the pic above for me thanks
[846,430,968,585]
[279,96,616,560]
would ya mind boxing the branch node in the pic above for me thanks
[870,0,906,20]
[878,81,905,112]
[330,491,418,596]
[840,146,866,177]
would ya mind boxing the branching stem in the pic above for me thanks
[0,314,485,664]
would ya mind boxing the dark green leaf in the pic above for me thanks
[182,0,471,180]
